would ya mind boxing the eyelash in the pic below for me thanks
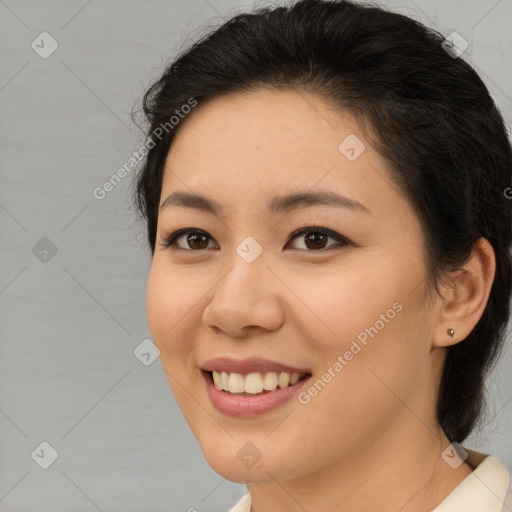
[159,226,350,253]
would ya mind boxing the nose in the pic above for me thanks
[202,252,285,338]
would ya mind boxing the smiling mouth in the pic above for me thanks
[204,370,311,396]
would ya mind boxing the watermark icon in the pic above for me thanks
[31,32,59,59]
[92,98,198,200]
[298,301,403,404]
[31,441,59,469]
[338,134,366,161]
[133,338,160,366]
[441,32,468,59]
[236,236,263,263]
[504,187,512,200]
[31,237,58,263]
[237,442,262,468]
[441,442,468,469]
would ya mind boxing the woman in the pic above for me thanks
[131,0,512,510]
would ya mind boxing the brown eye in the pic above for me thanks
[160,226,350,252]
[161,229,217,250]
[301,231,328,250]
[184,232,210,250]
[286,227,349,251]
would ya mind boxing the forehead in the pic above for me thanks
[168,88,362,161]
[160,88,405,220]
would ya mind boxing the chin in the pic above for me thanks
[203,454,255,483]
[199,441,267,481]
[201,439,309,485]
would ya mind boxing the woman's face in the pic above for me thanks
[146,89,443,483]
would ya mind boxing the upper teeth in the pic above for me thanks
[212,371,307,394]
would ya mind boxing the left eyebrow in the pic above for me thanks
[268,190,371,216]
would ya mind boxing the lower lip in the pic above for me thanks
[202,371,311,418]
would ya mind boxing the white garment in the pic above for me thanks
[227,450,511,512]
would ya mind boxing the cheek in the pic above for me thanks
[145,262,199,355]
[295,311,427,461]
[293,258,428,410]
[145,263,201,407]
[305,242,427,357]
[145,268,170,344]
[285,263,398,356]
[146,256,195,341]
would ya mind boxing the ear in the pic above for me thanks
[433,237,496,348]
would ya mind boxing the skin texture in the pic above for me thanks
[146,88,495,512]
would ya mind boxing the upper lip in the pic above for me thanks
[201,357,312,375]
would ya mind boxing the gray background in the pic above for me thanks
[1,0,511,511]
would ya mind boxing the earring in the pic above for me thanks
[447,328,455,338]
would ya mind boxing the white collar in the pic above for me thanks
[228,450,510,512]
[431,451,510,512]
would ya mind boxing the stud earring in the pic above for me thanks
[447,328,455,338]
